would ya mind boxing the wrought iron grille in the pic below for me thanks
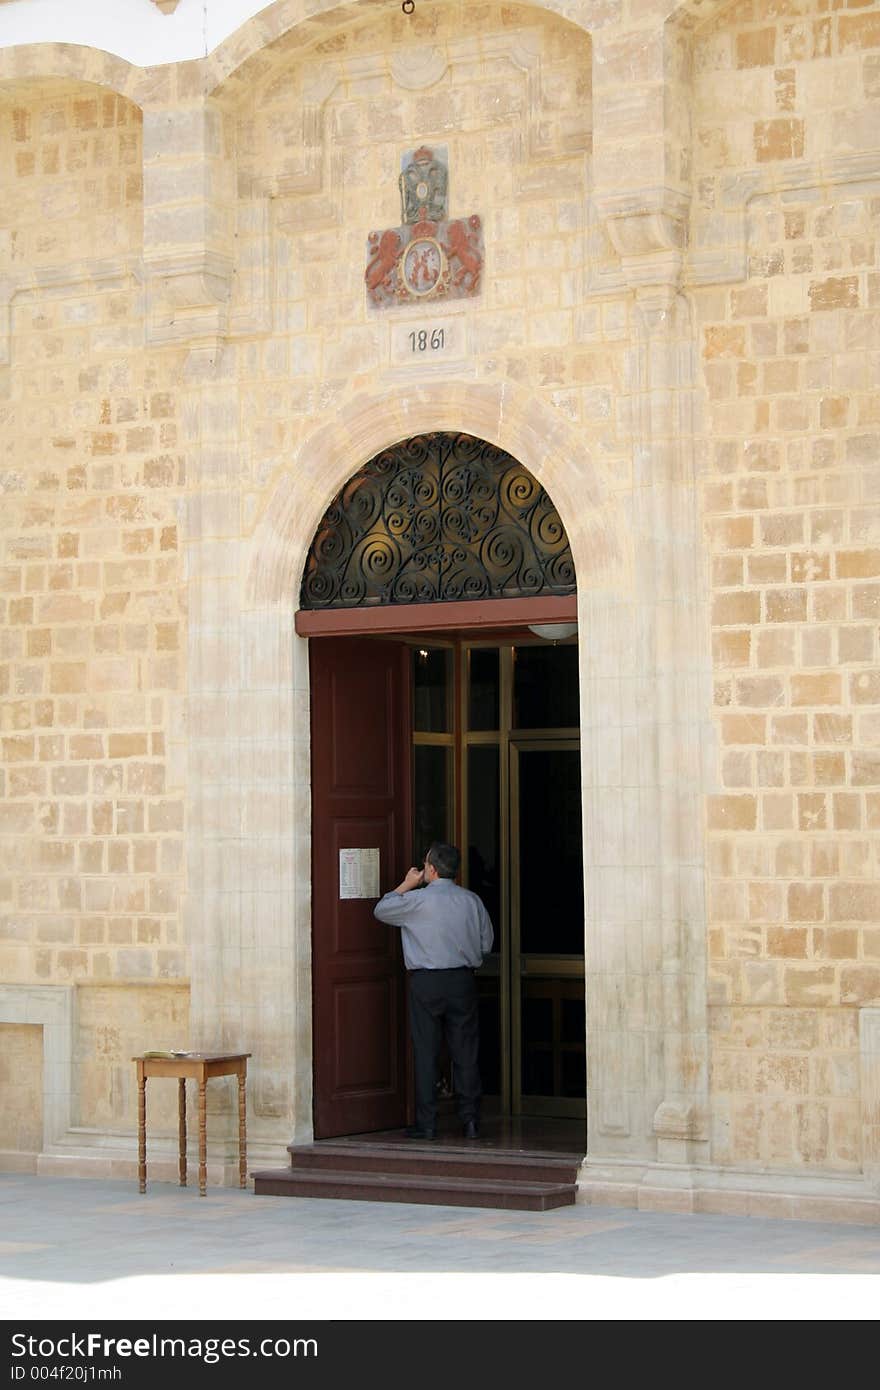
[300,432,575,609]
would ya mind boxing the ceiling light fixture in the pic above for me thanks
[527,623,578,642]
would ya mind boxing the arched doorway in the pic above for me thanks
[298,432,585,1141]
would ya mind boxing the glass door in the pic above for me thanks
[411,642,455,853]
[408,635,585,1119]
[463,639,585,1119]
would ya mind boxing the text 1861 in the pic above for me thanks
[408,328,445,353]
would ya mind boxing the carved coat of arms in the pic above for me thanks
[365,145,483,309]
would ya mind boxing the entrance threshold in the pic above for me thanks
[337,1113,586,1159]
[252,1116,583,1210]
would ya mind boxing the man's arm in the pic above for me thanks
[373,866,424,923]
[394,866,424,895]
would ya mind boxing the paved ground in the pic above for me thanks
[2,1172,879,1321]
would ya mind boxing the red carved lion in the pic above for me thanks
[365,230,402,300]
[445,217,482,292]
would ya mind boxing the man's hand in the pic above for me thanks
[394,866,425,895]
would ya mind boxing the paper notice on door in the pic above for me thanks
[339,847,380,900]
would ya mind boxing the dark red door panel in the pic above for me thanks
[310,637,411,1138]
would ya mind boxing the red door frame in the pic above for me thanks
[296,593,577,639]
[303,594,578,1137]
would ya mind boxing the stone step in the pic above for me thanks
[251,1165,576,1212]
[282,1140,578,1186]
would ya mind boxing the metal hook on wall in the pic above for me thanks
[402,0,415,13]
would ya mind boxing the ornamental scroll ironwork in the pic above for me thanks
[300,433,575,609]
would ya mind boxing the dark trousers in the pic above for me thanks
[408,967,481,1130]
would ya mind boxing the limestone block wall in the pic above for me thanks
[693,0,880,1173]
[0,80,187,1136]
[0,0,878,1209]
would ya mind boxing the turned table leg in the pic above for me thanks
[178,1077,187,1186]
[238,1068,247,1188]
[198,1077,207,1196]
[137,1070,147,1194]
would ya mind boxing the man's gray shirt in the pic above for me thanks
[373,877,494,971]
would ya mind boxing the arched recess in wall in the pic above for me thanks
[207,0,587,92]
[0,68,145,371]
[0,46,143,100]
[301,431,584,1137]
[205,0,731,94]
[237,381,628,1141]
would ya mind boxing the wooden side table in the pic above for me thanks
[133,1052,251,1197]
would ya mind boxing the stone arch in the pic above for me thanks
[205,0,732,95]
[0,45,145,104]
[207,0,585,95]
[245,380,629,614]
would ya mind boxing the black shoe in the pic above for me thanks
[462,1120,479,1139]
[403,1125,436,1140]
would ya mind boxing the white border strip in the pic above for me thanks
[0,984,73,1146]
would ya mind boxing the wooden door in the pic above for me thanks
[310,636,411,1138]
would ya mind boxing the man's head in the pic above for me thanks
[424,842,460,881]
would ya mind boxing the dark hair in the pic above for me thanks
[425,842,460,880]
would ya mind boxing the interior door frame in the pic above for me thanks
[509,736,585,1119]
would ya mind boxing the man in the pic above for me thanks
[374,841,494,1140]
